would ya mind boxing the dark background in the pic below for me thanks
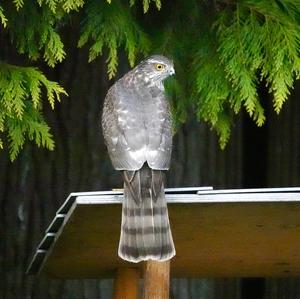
[1,28,300,299]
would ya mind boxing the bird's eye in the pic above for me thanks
[155,63,165,71]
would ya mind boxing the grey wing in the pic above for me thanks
[145,93,172,170]
[102,85,147,170]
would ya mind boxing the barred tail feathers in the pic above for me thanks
[118,165,175,263]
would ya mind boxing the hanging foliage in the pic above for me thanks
[1,0,300,159]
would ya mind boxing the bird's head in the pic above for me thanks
[135,55,175,85]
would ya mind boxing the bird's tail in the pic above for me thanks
[118,164,175,263]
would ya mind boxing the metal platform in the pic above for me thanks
[27,187,300,278]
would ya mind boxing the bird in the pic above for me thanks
[101,55,175,263]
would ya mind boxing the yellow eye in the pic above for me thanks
[155,63,165,71]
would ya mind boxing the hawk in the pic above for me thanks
[102,55,175,263]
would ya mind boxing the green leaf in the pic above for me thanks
[13,0,24,10]
[0,62,67,160]
[61,0,85,12]
[42,28,66,67]
[7,104,55,161]
[0,6,7,27]
[141,0,161,13]
[78,0,150,77]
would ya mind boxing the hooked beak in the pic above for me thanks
[169,67,175,75]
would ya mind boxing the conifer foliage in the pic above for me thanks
[0,63,67,159]
[1,0,300,160]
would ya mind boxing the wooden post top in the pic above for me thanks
[27,187,300,278]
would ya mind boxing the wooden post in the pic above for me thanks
[143,261,170,299]
[113,267,140,299]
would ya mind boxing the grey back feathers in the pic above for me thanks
[102,55,174,171]
[101,55,175,262]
